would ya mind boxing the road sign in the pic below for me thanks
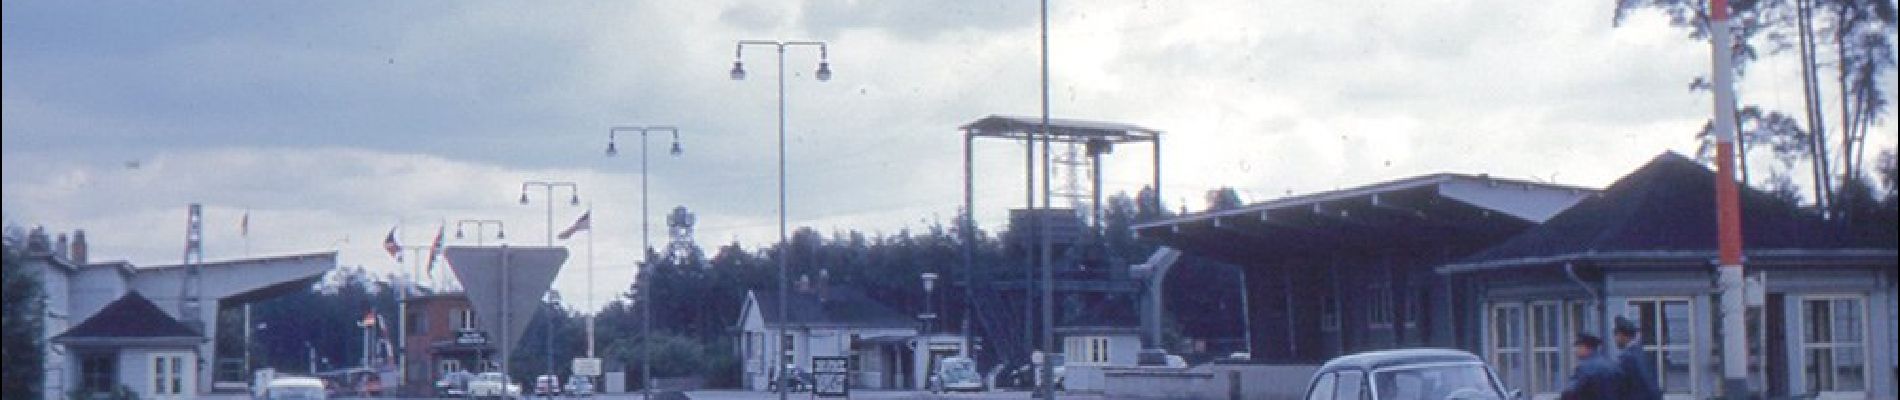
[811,356,849,397]
[572,358,602,376]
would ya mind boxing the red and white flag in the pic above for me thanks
[557,210,591,240]
[383,227,402,262]
[427,224,446,273]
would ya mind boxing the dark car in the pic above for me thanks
[1303,349,1518,400]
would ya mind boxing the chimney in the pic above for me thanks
[25,227,49,254]
[71,230,89,265]
[817,269,831,302]
[55,233,70,260]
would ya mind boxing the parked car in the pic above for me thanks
[435,370,472,397]
[564,375,595,398]
[257,376,328,400]
[468,372,521,399]
[1302,349,1518,400]
[533,374,561,398]
[766,364,813,393]
[931,356,984,393]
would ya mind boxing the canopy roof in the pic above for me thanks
[54,291,204,346]
[960,115,1160,143]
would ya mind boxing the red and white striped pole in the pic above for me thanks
[1708,0,1749,398]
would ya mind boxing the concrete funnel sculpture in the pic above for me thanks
[444,245,568,373]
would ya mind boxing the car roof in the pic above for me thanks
[1315,348,1485,373]
[268,377,326,387]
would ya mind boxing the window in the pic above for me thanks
[450,307,476,330]
[1628,298,1694,395]
[782,333,796,365]
[1528,302,1564,394]
[1335,370,1367,400]
[1307,372,1338,400]
[1488,303,1525,391]
[151,353,187,396]
[1321,295,1341,332]
[1802,296,1866,394]
[1064,336,1112,364]
[407,311,425,336]
[81,353,116,393]
[1368,280,1394,327]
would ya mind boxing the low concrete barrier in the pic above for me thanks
[1103,362,1317,400]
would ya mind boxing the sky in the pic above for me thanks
[4,0,1895,313]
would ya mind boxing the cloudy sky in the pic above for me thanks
[5,0,1893,312]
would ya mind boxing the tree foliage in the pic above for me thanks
[3,243,46,398]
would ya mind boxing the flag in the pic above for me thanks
[239,212,250,237]
[383,227,402,262]
[426,224,445,274]
[557,210,591,240]
[360,310,377,327]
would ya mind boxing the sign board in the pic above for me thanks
[811,356,850,397]
[572,358,602,376]
[454,330,489,346]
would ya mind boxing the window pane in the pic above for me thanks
[1807,348,1835,392]
[1308,373,1337,400]
[1336,371,1365,400]
[1806,300,1832,343]
[1531,304,1559,348]
[1661,301,1691,346]
[1833,346,1864,391]
[1832,299,1860,342]
[1532,352,1563,393]
[1495,353,1523,391]
[1661,350,1692,394]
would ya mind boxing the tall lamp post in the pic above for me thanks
[921,272,939,334]
[455,220,507,246]
[730,38,831,400]
[519,181,582,246]
[545,291,561,375]
[607,125,684,400]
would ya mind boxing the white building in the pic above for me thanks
[736,278,969,391]
[11,228,335,400]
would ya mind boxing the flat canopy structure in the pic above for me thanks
[960,115,1160,143]
[1134,174,1595,262]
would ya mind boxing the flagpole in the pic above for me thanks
[587,205,596,359]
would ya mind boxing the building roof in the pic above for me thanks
[1135,172,1594,262]
[53,291,204,345]
[751,286,916,329]
[1442,152,1897,273]
[960,115,1161,143]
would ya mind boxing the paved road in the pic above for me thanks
[216,390,1107,400]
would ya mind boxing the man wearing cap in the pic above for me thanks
[1613,316,1664,400]
[1561,333,1620,400]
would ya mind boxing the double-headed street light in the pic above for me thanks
[454,219,507,246]
[520,181,581,246]
[606,125,684,400]
[731,39,831,400]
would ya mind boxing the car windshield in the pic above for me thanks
[1372,363,1501,400]
[940,359,979,382]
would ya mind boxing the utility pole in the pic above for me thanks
[1707,1,1749,399]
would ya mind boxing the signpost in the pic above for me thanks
[811,356,850,398]
[572,358,602,377]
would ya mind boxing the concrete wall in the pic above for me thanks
[1103,363,1318,400]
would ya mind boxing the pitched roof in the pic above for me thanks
[54,291,203,343]
[751,286,915,329]
[1445,152,1893,272]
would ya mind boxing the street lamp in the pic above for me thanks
[545,291,561,375]
[921,272,939,333]
[606,125,684,400]
[454,219,507,246]
[731,39,831,400]
[519,181,581,246]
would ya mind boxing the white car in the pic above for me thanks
[932,357,984,392]
[468,372,522,399]
[257,376,328,400]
